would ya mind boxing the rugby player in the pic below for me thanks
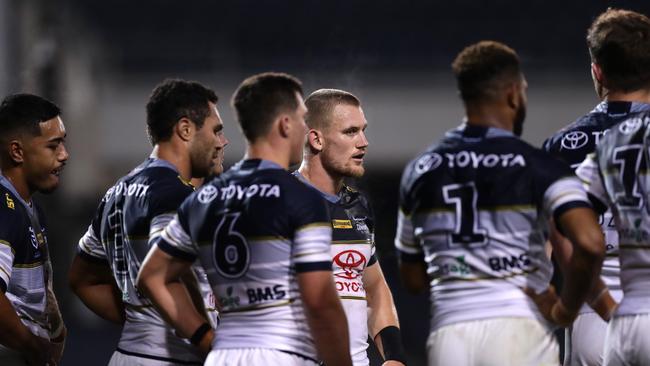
[295,88,405,366]
[0,94,68,365]
[543,8,650,365]
[573,9,650,366]
[395,41,605,365]
[137,72,352,366]
[68,79,227,365]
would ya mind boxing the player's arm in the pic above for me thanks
[548,220,616,321]
[68,254,125,324]
[363,263,406,366]
[69,223,125,324]
[395,209,428,294]
[298,269,351,366]
[137,245,213,354]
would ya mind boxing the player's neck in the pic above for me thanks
[150,144,192,182]
[1,168,32,202]
[605,88,650,105]
[245,139,290,170]
[298,157,341,196]
[464,104,514,133]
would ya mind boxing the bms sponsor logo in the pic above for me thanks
[247,284,286,304]
[561,131,589,150]
[488,254,531,272]
[334,250,367,280]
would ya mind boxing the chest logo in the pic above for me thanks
[198,185,219,204]
[28,227,45,249]
[415,153,443,174]
[332,219,352,229]
[5,193,14,209]
[352,217,370,235]
[619,118,643,135]
[561,131,589,150]
[333,250,367,280]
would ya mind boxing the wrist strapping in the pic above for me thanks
[189,323,211,346]
[377,326,406,363]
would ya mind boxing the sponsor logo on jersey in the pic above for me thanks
[444,151,526,169]
[619,218,650,242]
[332,219,353,229]
[488,254,531,272]
[5,193,14,209]
[219,286,241,308]
[247,284,286,304]
[333,250,367,280]
[352,217,370,234]
[197,185,219,204]
[618,117,645,135]
[440,255,471,276]
[415,153,443,174]
[560,131,589,150]
[105,182,150,200]
[28,226,42,249]
[217,183,280,201]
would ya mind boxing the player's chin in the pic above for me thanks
[38,178,60,194]
[347,165,365,178]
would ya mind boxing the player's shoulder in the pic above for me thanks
[0,186,27,227]
[401,142,445,192]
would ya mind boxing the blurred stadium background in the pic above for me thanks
[2,0,649,364]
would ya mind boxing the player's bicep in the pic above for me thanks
[297,270,339,310]
[69,253,114,289]
[138,244,194,288]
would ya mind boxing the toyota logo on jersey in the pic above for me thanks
[333,250,367,280]
[561,131,589,150]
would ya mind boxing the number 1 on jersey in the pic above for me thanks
[443,182,487,248]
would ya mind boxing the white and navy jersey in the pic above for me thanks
[77,158,205,364]
[0,176,50,339]
[159,159,332,363]
[294,172,376,366]
[575,102,650,317]
[395,124,591,331]
[543,101,637,309]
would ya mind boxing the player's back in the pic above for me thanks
[88,158,201,362]
[168,159,332,362]
[399,124,578,331]
[587,105,650,316]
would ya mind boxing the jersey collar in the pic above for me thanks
[592,101,650,116]
[292,171,340,203]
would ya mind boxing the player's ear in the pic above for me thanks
[175,117,194,142]
[505,82,519,110]
[591,63,604,85]
[8,139,24,164]
[278,114,291,138]
[307,129,323,153]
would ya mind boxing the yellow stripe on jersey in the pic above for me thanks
[619,244,650,250]
[0,265,9,279]
[293,249,329,258]
[14,262,44,269]
[332,240,371,245]
[332,219,352,229]
[296,222,331,232]
[437,267,539,283]
[340,296,366,301]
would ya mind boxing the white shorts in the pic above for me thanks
[205,348,319,366]
[564,312,606,366]
[604,314,650,366]
[426,317,559,366]
[108,349,203,366]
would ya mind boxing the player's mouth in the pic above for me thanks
[351,152,365,163]
[51,165,64,177]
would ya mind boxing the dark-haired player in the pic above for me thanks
[543,8,650,366]
[395,41,605,365]
[138,72,352,366]
[69,79,227,365]
[0,94,68,365]
[296,88,405,366]
[571,9,650,366]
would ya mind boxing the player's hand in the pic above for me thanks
[382,361,406,366]
[523,286,577,327]
[197,328,214,356]
[22,335,52,366]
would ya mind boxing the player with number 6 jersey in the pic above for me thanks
[396,41,605,366]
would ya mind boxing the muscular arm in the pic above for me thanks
[364,264,399,350]
[399,259,428,294]
[298,270,352,366]
[68,254,125,324]
[551,207,605,323]
[137,246,213,354]
[548,218,616,320]
[0,291,49,364]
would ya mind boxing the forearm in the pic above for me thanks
[0,292,40,352]
[560,245,603,312]
[305,300,351,366]
[73,283,125,324]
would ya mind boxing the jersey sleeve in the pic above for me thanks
[395,158,426,263]
[157,200,198,262]
[0,205,20,292]
[290,186,333,273]
[575,152,610,215]
[77,201,108,264]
